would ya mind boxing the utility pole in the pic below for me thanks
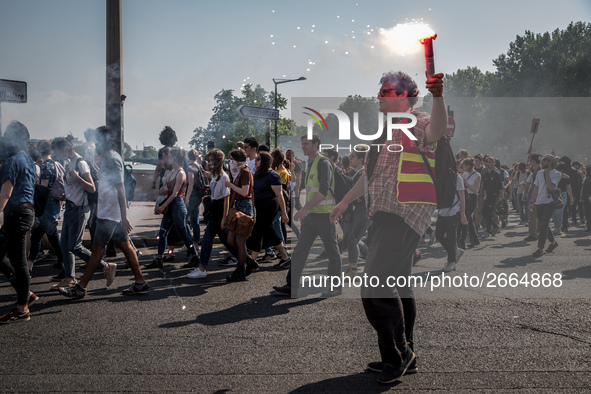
[106,0,123,156]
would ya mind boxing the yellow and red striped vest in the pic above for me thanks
[396,129,437,204]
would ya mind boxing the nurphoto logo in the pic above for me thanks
[303,107,418,153]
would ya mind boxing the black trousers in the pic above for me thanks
[361,213,420,366]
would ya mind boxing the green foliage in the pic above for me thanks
[189,84,291,155]
[123,142,134,159]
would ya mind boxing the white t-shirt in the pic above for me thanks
[97,151,125,222]
[209,172,230,201]
[534,169,562,205]
[247,157,256,173]
[462,170,481,195]
[439,174,465,217]
[65,156,91,207]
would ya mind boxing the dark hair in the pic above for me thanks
[254,151,272,179]
[51,137,72,153]
[28,147,41,162]
[95,126,114,151]
[159,126,178,147]
[301,133,321,147]
[556,163,566,172]
[188,149,199,162]
[530,153,542,164]
[323,147,338,162]
[518,162,526,171]
[473,153,483,161]
[230,149,247,162]
[243,136,259,150]
[206,140,216,149]
[379,71,419,106]
[341,156,350,169]
[461,158,475,171]
[271,149,284,169]
[166,146,185,165]
[37,139,52,156]
[258,144,270,152]
[3,120,30,153]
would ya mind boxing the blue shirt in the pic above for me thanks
[253,170,282,200]
[1,151,35,206]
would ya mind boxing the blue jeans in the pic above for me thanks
[158,197,196,256]
[273,211,284,244]
[199,220,237,269]
[60,201,106,278]
[188,194,202,243]
[552,191,567,230]
[29,195,64,263]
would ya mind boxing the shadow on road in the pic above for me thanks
[288,372,397,393]
[158,295,323,328]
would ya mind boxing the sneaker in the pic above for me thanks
[367,360,418,375]
[481,232,490,239]
[442,262,456,272]
[532,249,544,257]
[218,255,238,266]
[272,284,291,295]
[377,351,416,384]
[145,256,163,269]
[122,282,150,295]
[51,270,66,282]
[427,233,436,246]
[52,277,77,290]
[0,308,30,324]
[273,257,291,270]
[103,263,117,287]
[28,292,39,307]
[344,266,358,279]
[468,241,480,248]
[187,268,207,279]
[245,258,260,276]
[162,254,175,262]
[183,255,200,268]
[524,235,538,242]
[179,245,188,252]
[456,248,465,264]
[491,226,500,236]
[545,242,558,253]
[59,284,86,299]
[226,267,247,282]
[553,228,562,236]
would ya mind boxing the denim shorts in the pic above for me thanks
[234,199,254,217]
[93,218,129,247]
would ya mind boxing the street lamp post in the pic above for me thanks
[273,76,306,149]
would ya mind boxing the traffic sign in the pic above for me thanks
[0,79,27,103]
[446,116,456,137]
[236,105,279,121]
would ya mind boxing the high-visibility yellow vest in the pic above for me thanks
[396,128,437,204]
[305,154,336,213]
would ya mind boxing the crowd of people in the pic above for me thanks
[1,70,589,386]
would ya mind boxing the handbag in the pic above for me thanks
[549,188,564,210]
[223,177,255,238]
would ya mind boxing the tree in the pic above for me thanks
[189,84,291,154]
[124,142,133,159]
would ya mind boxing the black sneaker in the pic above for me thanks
[145,256,163,269]
[59,284,86,299]
[245,258,259,276]
[273,257,291,270]
[491,226,500,236]
[183,255,200,268]
[368,359,418,375]
[218,255,237,266]
[226,267,247,282]
[377,351,416,384]
[122,282,150,295]
[52,270,66,282]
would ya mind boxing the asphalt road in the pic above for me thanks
[1,212,590,393]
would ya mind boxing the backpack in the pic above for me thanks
[330,164,356,204]
[75,157,98,205]
[124,164,137,202]
[188,162,210,199]
[47,159,66,201]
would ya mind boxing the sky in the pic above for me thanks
[0,0,589,150]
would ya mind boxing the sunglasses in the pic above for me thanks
[378,88,396,97]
